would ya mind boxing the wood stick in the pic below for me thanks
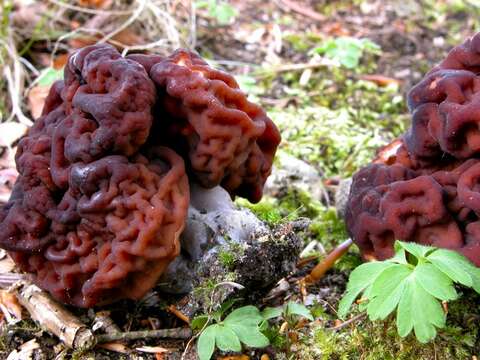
[96,327,192,343]
[304,239,353,284]
[14,281,96,350]
[0,273,23,288]
[275,0,326,22]
[327,313,365,331]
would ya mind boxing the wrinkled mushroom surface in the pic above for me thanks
[346,32,480,266]
[0,44,280,307]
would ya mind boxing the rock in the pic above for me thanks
[264,152,326,201]
[159,184,304,315]
[335,178,352,219]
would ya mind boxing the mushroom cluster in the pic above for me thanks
[346,32,480,266]
[0,44,280,307]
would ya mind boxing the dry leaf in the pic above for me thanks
[0,251,16,273]
[68,29,143,49]
[218,356,250,360]
[0,122,28,148]
[360,74,401,87]
[6,339,41,360]
[136,345,170,353]
[28,85,50,120]
[78,0,111,9]
[0,290,23,320]
[0,168,17,204]
[98,342,130,354]
[0,147,17,170]
[53,54,69,69]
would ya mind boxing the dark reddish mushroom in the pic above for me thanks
[147,49,281,203]
[346,32,480,266]
[0,44,280,307]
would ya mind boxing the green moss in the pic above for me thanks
[218,249,236,269]
[236,197,284,225]
[309,207,348,243]
[290,288,480,360]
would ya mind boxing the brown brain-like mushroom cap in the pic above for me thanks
[148,49,281,203]
[0,44,280,306]
[8,148,188,307]
[347,32,480,266]
[0,45,190,307]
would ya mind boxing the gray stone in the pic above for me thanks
[158,184,304,314]
[265,152,327,201]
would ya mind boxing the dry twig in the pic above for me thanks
[96,327,192,343]
[303,239,353,284]
[14,281,96,349]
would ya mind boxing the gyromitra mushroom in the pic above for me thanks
[346,32,480,266]
[0,44,280,307]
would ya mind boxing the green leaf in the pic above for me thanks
[388,243,407,264]
[367,264,412,320]
[218,298,239,317]
[224,306,263,326]
[37,67,63,86]
[214,2,237,25]
[396,276,445,343]
[415,263,458,301]
[191,315,209,331]
[261,307,283,320]
[215,325,241,352]
[228,323,270,348]
[427,249,473,287]
[312,36,380,69]
[286,302,314,321]
[197,325,217,360]
[397,241,434,259]
[337,261,393,319]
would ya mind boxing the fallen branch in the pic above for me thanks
[327,313,365,331]
[167,304,190,325]
[92,311,121,334]
[0,273,23,288]
[303,239,353,284]
[96,327,192,343]
[14,281,96,349]
[275,0,326,22]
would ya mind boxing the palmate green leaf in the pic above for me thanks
[228,323,270,348]
[286,302,314,321]
[224,305,263,326]
[261,306,283,320]
[197,325,217,360]
[191,315,209,331]
[415,263,458,301]
[337,261,394,319]
[388,242,407,264]
[215,324,241,352]
[397,241,434,259]
[427,249,475,288]
[367,264,412,320]
[397,276,446,343]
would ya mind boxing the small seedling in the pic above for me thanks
[262,301,314,324]
[338,240,480,343]
[196,0,238,25]
[312,36,381,69]
[193,301,269,360]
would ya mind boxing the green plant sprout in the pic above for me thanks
[196,0,237,25]
[262,301,314,324]
[193,300,313,360]
[312,36,381,69]
[193,301,269,360]
[338,241,480,343]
